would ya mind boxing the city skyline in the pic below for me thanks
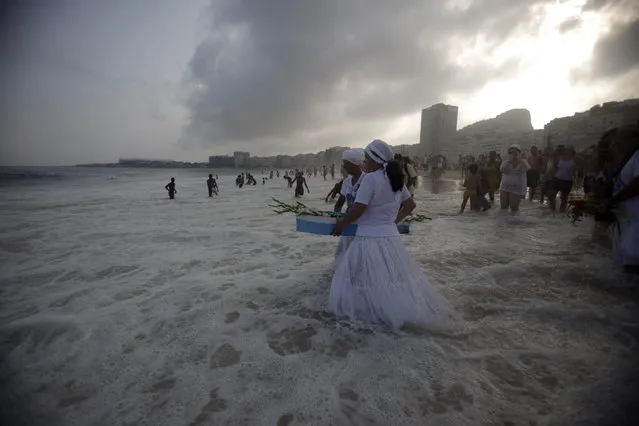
[1,0,638,166]
[80,96,639,168]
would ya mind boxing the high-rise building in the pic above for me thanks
[419,103,458,155]
[233,151,250,168]
[208,155,234,168]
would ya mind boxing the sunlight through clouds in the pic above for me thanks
[447,0,612,128]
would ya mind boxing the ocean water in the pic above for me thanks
[1,167,638,426]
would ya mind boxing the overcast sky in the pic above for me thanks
[1,0,638,166]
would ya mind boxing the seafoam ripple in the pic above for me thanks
[0,168,638,426]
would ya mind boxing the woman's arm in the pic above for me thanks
[395,197,416,223]
[334,195,346,212]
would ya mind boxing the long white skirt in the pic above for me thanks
[329,236,448,329]
[334,236,355,265]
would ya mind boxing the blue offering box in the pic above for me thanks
[397,223,410,234]
[296,215,410,236]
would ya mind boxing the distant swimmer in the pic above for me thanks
[207,174,218,197]
[293,171,310,197]
[165,177,177,199]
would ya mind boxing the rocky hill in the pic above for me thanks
[458,109,534,135]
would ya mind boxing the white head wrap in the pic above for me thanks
[364,139,394,168]
[342,148,365,166]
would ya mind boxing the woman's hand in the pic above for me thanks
[331,220,345,236]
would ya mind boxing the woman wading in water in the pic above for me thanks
[499,144,529,213]
[330,139,448,328]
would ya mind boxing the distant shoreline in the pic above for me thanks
[75,163,211,169]
[74,162,319,170]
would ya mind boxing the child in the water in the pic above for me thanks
[165,177,177,199]
[293,172,310,197]
[459,164,479,213]
[207,174,218,197]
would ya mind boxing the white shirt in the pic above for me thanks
[354,170,412,237]
[499,159,529,196]
[555,158,576,181]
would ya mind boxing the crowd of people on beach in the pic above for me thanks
[327,129,638,329]
[456,143,596,214]
[162,124,637,329]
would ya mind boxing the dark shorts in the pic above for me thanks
[549,178,573,195]
[526,170,541,188]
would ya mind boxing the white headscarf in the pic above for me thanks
[342,148,365,166]
[365,139,394,167]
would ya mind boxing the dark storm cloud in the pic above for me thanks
[583,0,639,14]
[583,0,609,11]
[587,18,639,79]
[182,0,552,152]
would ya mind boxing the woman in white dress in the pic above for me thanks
[333,148,366,262]
[329,139,448,328]
[604,126,639,274]
[499,144,529,213]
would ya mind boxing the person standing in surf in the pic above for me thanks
[482,151,501,204]
[283,174,294,188]
[403,156,418,197]
[293,171,310,197]
[547,145,585,213]
[207,174,218,197]
[333,148,366,263]
[330,139,448,328]
[526,146,543,201]
[499,144,529,213]
[165,177,177,200]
